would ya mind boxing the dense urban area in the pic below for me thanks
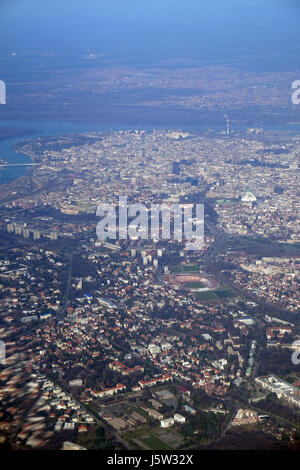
[0,127,299,450]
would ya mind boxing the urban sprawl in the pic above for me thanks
[0,128,299,450]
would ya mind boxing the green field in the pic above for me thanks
[186,281,205,289]
[195,288,234,301]
[170,265,200,273]
[224,236,300,257]
[195,291,218,300]
[124,427,184,450]
[140,434,172,450]
[215,288,234,298]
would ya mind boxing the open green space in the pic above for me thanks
[215,288,235,298]
[224,236,300,257]
[195,291,218,300]
[186,281,205,289]
[170,265,200,273]
[123,426,184,450]
[195,288,235,301]
[140,434,172,450]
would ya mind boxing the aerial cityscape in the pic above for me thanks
[0,0,299,457]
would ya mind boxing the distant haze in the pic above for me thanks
[0,0,300,124]
[0,0,299,66]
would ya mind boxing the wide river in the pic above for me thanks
[0,119,300,184]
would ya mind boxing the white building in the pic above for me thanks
[174,413,186,424]
[160,417,174,428]
[255,375,300,408]
[69,379,83,387]
[241,191,256,203]
[148,343,161,355]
